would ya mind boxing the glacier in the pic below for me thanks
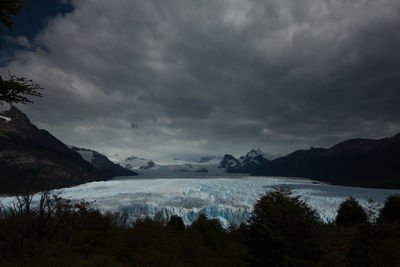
[1,176,399,228]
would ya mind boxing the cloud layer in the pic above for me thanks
[2,0,400,161]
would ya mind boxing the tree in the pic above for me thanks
[0,0,28,49]
[189,213,226,250]
[335,197,368,227]
[0,72,42,105]
[378,194,400,222]
[0,1,43,105]
[166,215,185,232]
[247,187,323,265]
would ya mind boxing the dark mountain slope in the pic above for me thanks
[70,146,136,178]
[0,106,107,194]
[253,134,400,188]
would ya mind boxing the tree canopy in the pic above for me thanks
[378,194,400,222]
[0,73,42,105]
[247,187,323,265]
[0,0,43,105]
[0,0,27,49]
[335,196,368,227]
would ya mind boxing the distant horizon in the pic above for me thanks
[67,129,400,163]
[3,103,399,164]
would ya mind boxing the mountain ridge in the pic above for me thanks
[0,106,134,194]
[252,133,400,188]
[70,146,137,177]
[219,149,270,173]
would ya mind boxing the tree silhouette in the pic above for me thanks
[0,0,27,46]
[378,194,400,222]
[0,1,43,105]
[336,197,368,227]
[247,187,323,265]
[189,213,226,250]
[0,72,42,105]
[166,215,185,232]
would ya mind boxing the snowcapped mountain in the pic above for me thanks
[118,155,229,176]
[219,149,270,173]
[219,154,240,169]
[243,149,266,159]
[120,155,157,170]
[70,146,137,178]
[120,155,224,173]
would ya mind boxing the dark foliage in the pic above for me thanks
[166,215,185,232]
[0,0,43,106]
[378,194,400,222]
[0,73,43,105]
[188,214,226,251]
[0,189,399,266]
[247,187,324,266]
[344,224,400,266]
[336,197,369,227]
[0,0,27,49]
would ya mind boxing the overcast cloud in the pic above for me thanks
[1,0,400,161]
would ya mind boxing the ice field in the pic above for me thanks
[1,176,399,227]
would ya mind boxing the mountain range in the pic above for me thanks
[2,106,400,192]
[251,134,400,188]
[219,149,271,173]
[0,106,135,194]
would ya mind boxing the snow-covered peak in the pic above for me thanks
[245,149,265,158]
[219,149,271,173]
[0,115,11,122]
[219,154,240,169]
[120,155,157,170]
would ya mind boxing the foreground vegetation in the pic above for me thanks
[0,188,399,266]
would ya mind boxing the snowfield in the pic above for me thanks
[1,176,399,228]
[0,115,11,122]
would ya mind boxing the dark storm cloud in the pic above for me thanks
[1,0,400,161]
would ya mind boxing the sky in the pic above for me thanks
[1,0,400,162]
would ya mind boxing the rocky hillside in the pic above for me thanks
[0,106,111,194]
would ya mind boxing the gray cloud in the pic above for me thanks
[2,0,400,161]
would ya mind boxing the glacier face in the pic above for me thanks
[1,176,399,228]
